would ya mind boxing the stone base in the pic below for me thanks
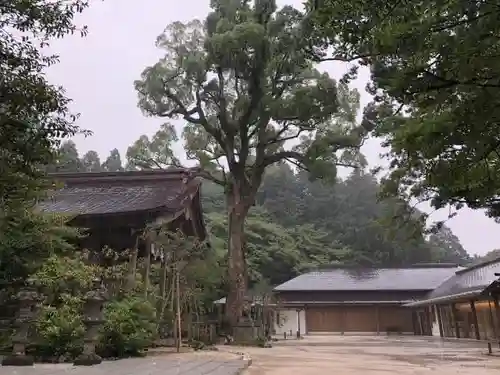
[2,354,34,366]
[73,353,102,366]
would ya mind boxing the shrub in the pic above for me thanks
[33,295,85,360]
[99,296,157,358]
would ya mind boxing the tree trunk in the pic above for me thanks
[225,189,250,328]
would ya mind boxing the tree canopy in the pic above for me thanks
[306,0,500,223]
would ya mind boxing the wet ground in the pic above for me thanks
[0,351,248,375]
[241,335,500,375]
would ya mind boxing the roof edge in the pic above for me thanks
[273,288,435,292]
[47,169,195,184]
[456,256,500,275]
[313,263,461,271]
[404,288,484,307]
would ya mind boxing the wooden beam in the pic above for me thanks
[470,301,480,340]
[375,305,380,335]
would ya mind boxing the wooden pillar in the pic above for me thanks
[470,301,480,340]
[436,305,444,338]
[375,305,380,335]
[451,303,460,338]
[488,300,497,340]
[304,305,309,334]
[340,306,345,335]
[494,296,500,340]
[296,309,301,338]
[411,311,418,335]
[417,311,424,336]
[426,307,432,335]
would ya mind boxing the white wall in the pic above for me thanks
[274,309,306,337]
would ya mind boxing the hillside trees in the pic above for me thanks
[49,141,126,173]
[132,0,370,324]
[306,0,500,223]
[49,141,471,288]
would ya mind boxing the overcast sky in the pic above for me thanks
[44,0,499,256]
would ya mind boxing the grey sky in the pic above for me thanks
[45,0,499,256]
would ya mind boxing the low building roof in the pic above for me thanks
[405,258,500,307]
[39,169,200,217]
[273,265,461,292]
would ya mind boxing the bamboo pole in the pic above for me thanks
[176,266,182,353]
[143,237,152,298]
[126,233,139,290]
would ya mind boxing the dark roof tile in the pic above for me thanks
[274,266,461,292]
[39,169,199,216]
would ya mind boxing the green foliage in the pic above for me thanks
[0,212,80,292]
[34,295,85,360]
[99,297,157,358]
[32,252,100,297]
[102,149,124,172]
[32,252,158,360]
[132,0,367,185]
[0,0,90,309]
[307,0,500,221]
[148,226,224,317]
[31,253,97,359]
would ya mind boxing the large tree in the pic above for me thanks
[306,0,500,223]
[133,0,368,324]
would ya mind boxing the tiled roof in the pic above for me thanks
[39,169,200,216]
[273,266,461,292]
[407,258,500,305]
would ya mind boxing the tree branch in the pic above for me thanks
[158,78,229,156]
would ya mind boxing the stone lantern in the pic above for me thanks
[2,285,41,366]
[73,277,108,366]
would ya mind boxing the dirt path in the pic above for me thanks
[240,335,500,375]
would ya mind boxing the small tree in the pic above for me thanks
[147,226,206,350]
[134,0,368,325]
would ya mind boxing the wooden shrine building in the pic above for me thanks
[38,169,207,255]
[405,258,500,343]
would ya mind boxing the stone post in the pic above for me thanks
[2,286,40,366]
[74,277,108,366]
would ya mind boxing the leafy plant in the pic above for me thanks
[99,296,158,358]
[33,295,85,360]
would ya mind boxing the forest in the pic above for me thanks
[49,140,473,288]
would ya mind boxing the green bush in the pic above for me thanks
[33,295,85,360]
[98,296,157,358]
